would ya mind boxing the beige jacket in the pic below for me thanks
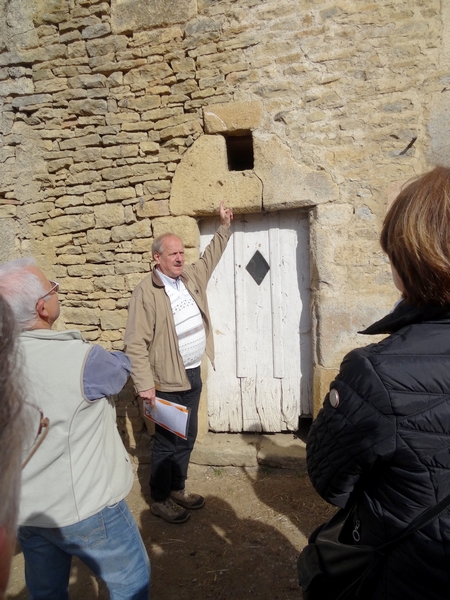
[124,225,232,392]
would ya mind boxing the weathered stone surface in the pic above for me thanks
[111,220,152,241]
[111,0,197,34]
[203,100,263,133]
[171,135,262,216]
[0,78,34,96]
[82,23,111,40]
[136,199,170,217]
[255,134,339,209]
[94,203,125,227]
[42,214,95,236]
[100,309,128,329]
[68,99,108,115]
[106,187,136,201]
[11,94,51,108]
[62,306,100,325]
[152,215,199,247]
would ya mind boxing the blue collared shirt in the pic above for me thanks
[83,345,131,401]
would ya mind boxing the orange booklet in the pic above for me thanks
[144,397,190,439]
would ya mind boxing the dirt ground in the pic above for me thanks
[6,462,334,600]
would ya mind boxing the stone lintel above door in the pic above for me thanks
[170,100,338,218]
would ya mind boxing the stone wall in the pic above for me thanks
[0,0,447,446]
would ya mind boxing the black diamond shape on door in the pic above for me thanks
[246,250,270,285]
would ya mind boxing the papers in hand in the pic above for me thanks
[144,397,190,440]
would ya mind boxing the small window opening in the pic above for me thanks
[224,132,254,171]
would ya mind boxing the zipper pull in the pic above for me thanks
[352,519,361,542]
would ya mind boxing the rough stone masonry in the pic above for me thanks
[0,0,449,458]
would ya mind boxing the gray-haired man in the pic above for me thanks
[0,258,150,600]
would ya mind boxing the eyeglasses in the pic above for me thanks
[22,404,50,469]
[38,280,59,302]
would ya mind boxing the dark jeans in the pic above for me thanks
[150,366,202,502]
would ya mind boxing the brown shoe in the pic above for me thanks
[151,498,190,523]
[170,489,205,509]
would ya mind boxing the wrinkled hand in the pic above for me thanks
[139,388,156,408]
[219,200,233,228]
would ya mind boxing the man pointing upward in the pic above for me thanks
[125,201,233,523]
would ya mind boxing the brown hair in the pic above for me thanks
[380,166,450,307]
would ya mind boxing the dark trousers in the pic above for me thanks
[150,366,202,502]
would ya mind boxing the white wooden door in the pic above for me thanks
[200,210,312,432]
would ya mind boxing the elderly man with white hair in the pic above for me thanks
[0,295,26,600]
[0,257,150,600]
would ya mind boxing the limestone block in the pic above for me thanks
[136,199,170,218]
[68,264,115,277]
[142,180,170,195]
[254,134,338,210]
[58,277,94,294]
[99,299,117,310]
[203,100,263,133]
[126,271,149,291]
[67,41,87,59]
[131,238,152,253]
[66,170,102,185]
[102,145,139,159]
[34,79,67,94]
[116,262,147,274]
[42,214,95,236]
[94,275,126,291]
[122,63,173,87]
[94,204,125,228]
[120,95,161,111]
[68,99,108,115]
[56,254,87,266]
[314,295,391,368]
[100,309,128,330]
[170,135,262,217]
[68,74,107,89]
[102,133,147,146]
[140,141,159,153]
[0,78,34,97]
[111,0,196,34]
[60,134,101,150]
[111,220,152,242]
[100,165,133,180]
[11,94,51,108]
[86,228,111,244]
[91,58,147,74]
[82,23,111,40]
[152,215,199,247]
[86,35,129,57]
[313,202,354,227]
[84,191,106,205]
[106,187,136,201]
[313,366,339,417]
[62,306,100,325]
[0,205,16,218]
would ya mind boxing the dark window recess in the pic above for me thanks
[225,133,254,171]
[246,250,270,285]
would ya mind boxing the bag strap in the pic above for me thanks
[379,491,450,552]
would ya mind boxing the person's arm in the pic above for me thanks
[219,199,233,229]
[307,349,396,508]
[83,346,131,401]
[123,285,157,395]
[188,201,233,283]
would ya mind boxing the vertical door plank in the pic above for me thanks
[201,218,242,431]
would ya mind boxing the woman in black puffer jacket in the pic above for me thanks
[307,166,450,600]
